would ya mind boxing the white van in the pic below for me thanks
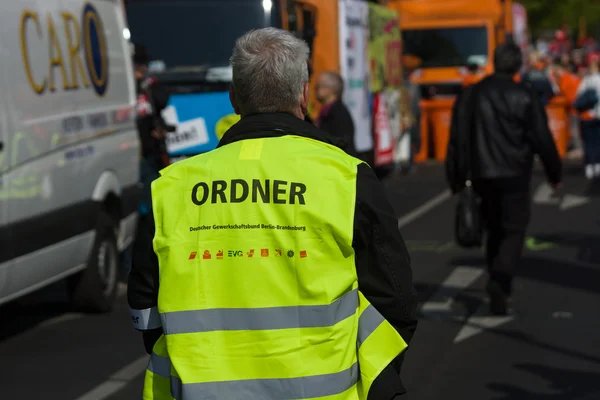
[0,0,139,311]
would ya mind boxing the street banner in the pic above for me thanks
[339,0,372,153]
[367,3,402,92]
[512,3,528,52]
[373,92,394,166]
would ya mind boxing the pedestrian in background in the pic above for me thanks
[129,27,418,399]
[130,43,171,276]
[551,58,584,159]
[521,51,555,106]
[446,42,562,315]
[575,55,600,179]
[314,71,357,157]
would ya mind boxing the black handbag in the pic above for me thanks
[574,87,599,112]
[455,180,483,248]
[452,85,483,248]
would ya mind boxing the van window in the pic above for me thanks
[403,26,488,68]
[125,0,280,68]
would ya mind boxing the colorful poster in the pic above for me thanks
[161,92,240,157]
[373,92,394,166]
[339,0,372,153]
[367,3,402,93]
[512,3,528,52]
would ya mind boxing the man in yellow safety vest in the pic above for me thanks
[128,27,418,400]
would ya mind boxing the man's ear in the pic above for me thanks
[229,86,241,115]
[301,82,310,116]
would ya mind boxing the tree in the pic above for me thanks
[520,0,600,38]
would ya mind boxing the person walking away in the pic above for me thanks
[551,59,584,158]
[128,28,419,399]
[575,55,600,179]
[402,55,422,170]
[521,51,556,106]
[130,43,171,275]
[572,49,588,78]
[314,71,357,157]
[560,53,576,74]
[446,43,562,315]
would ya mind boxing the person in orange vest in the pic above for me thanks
[551,58,584,159]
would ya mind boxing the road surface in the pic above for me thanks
[1,162,599,400]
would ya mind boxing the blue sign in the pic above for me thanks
[162,91,240,156]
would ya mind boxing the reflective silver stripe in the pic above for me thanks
[170,363,358,400]
[130,307,162,331]
[161,289,358,335]
[148,353,171,378]
[357,305,384,348]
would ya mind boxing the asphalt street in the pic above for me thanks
[1,162,599,400]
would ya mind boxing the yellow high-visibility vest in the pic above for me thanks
[143,135,408,399]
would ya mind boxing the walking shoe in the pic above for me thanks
[487,280,509,316]
[585,164,595,179]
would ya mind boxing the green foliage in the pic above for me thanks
[520,0,600,36]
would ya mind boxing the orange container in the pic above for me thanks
[545,96,570,159]
[413,103,430,163]
[419,98,455,162]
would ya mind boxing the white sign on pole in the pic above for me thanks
[161,105,209,154]
[339,0,372,153]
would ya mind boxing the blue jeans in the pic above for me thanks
[580,119,600,165]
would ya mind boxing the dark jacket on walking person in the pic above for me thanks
[446,42,562,315]
[315,71,358,157]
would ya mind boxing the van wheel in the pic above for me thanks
[68,210,119,313]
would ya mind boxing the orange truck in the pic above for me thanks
[279,0,334,122]
[387,0,571,161]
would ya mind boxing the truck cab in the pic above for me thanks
[390,0,511,98]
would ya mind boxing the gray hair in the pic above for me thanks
[230,28,310,116]
[320,71,344,97]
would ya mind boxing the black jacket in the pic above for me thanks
[135,77,170,168]
[446,74,562,193]
[520,69,555,106]
[317,100,358,157]
[128,112,418,399]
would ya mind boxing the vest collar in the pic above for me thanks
[217,112,347,150]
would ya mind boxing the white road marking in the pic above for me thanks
[560,194,590,210]
[552,311,573,319]
[533,182,561,205]
[454,304,514,343]
[74,355,149,400]
[420,266,484,318]
[397,190,452,228]
[533,182,590,210]
[110,356,150,381]
[74,381,127,400]
[37,313,84,329]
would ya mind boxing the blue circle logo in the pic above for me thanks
[82,3,108,96]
